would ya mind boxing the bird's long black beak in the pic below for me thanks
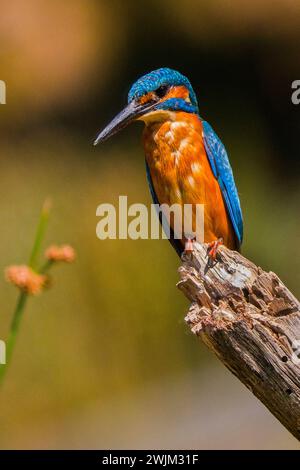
[93,98,156,146]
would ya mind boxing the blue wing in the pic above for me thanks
[202,121,243,245]
[145,160,182,256]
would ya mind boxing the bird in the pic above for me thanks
[94,67,243,259]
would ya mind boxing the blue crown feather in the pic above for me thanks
[128,68,199,113]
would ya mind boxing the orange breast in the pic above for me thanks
[143,112,237,250]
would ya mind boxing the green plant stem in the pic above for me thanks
[39,259,54,274]
[29,198,51,269]
[0,292,27,385]
[0,200,52,387]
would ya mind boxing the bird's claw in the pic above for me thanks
[207,238,223,264]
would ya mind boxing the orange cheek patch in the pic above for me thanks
[139,92,156,105]
[164,86,190,102]
[140,86,191,106]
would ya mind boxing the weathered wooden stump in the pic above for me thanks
[177,243,300,441]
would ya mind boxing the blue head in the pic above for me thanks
[128,68,198,113]
[94,68,199,145]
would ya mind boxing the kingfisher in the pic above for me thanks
[94,68,243,258]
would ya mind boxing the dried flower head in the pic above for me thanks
[45,244,75,263]
[5,265,47,295]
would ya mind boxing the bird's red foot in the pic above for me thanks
[207,238,223,261]
[184,238,194,254]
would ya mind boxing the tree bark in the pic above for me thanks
[177,243,300,441]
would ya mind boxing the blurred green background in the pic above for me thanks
[0,0,300,449]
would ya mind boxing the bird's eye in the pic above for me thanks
[155,85,170,98]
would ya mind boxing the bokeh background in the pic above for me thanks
[0,0,300,449]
